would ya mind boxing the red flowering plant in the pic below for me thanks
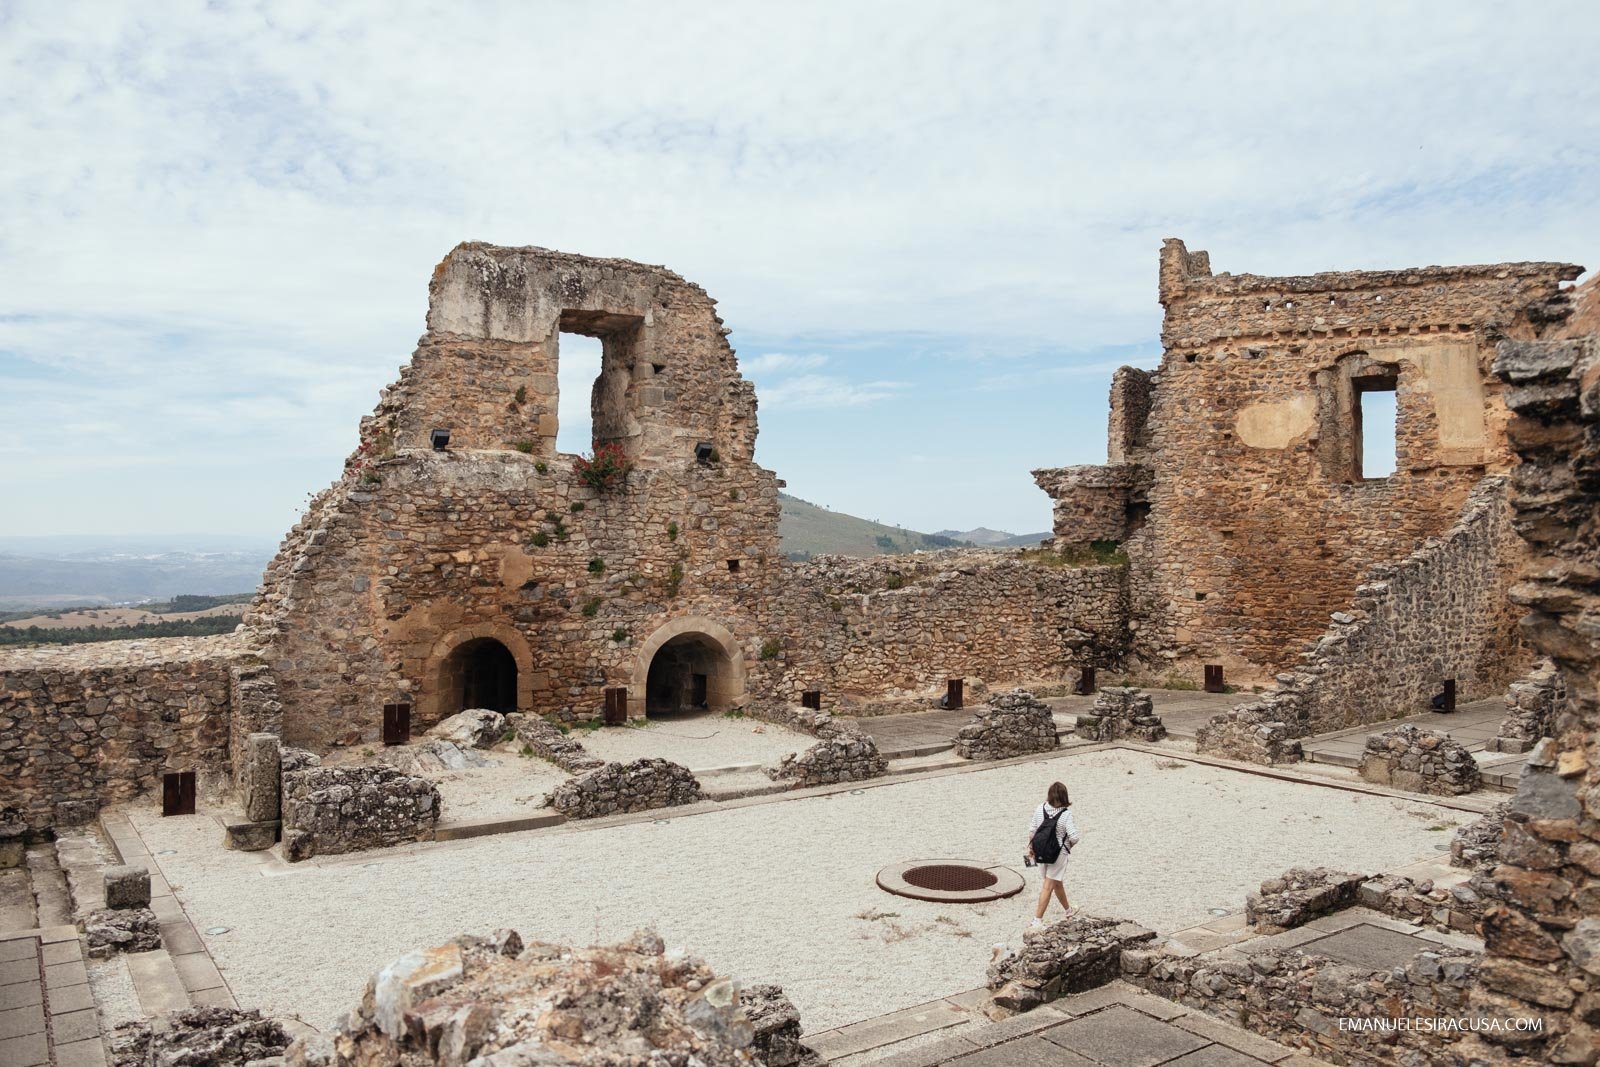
[574,442,633,492]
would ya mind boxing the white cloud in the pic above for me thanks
[741,353,830,376]
[759,375,908,410]
[0,1,1596,534]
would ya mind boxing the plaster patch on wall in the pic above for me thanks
[1404,342,1488,462]
[1235,393,1317,449]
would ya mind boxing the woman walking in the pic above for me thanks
[1025,780,1081,926]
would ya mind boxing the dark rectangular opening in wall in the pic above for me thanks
[801,690,822,710]
[604,687,629,725]
[1075,667,1097,696]
[1203,665,1225,693]
[727,559,740,573]
[1353,376,1398,479]
[692,673,709,708]
[382,703,412,746]
[946,678,964,710]
[1125,499,1150,534]
[162,771,195,816]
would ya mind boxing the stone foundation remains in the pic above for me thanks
[1072,686,1166,742]
[1357,872,1491,935]
[1191,702,1304,765]
[547,757,703,819]
[280,757,441,861]
[1244,867,1365,934]
[1491,658,1565,753]
[505,713,605,773]
[1357,723,1482,795]
[985,914,1156,1017]
[1450,802,1509,871]
[953,689,1058,760]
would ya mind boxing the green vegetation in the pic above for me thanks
[759,637,781,661]
[884,572,906,590]
[361,470,382,485]
[0,616,241,647]
[665,561,684,597]
[535,461,549,474]
[570,501,585,513]
[529,531,551,548]
[779,493,972,558]
[514,440,536,453]
[667,521,679,541]
[514,385,527,405]
[151,593,252,614]
[581,597,602,617]
[1016,541,1128,568]
[611,627,628,643]
[587,558,606,575]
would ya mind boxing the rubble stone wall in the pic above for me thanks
[280,762,441,860]
[548,757,703,819]
[1073,686,1166,742]
[765,714,887,787]
[0,635,246,835]
[1492,658,1566,753]
[1457,308,1600,1062]
[1357,724,1482,795]
[953,689,1058,760]
[227,663,281,794]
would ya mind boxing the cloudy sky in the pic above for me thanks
[3,2,1597,541]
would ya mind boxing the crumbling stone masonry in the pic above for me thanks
[985,914,1156,1017]
[953,689,1058,759]
[1492,657,1566,754]
[547,757,702,819]
[1037,241,1579,688]
[1358,872,1492,935]
[1450,300,1600,1062]
[764,711,888,787]
[1450,801,1509,871]
[1244,867,1366,934]
[1073,686,1166,742]
[1191,702,1304,766]
[285,928,810,1067]
[505,712,604,773]
[280,758,441,861]
[111,1006,290,1067]
[1357,723,1481,795]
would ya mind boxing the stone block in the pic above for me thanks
[224,820,280,852]
[102,865,151,910]
[242,733,282,824]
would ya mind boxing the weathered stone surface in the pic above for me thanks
[223,819,279,852]
[287,929,799,1067]
[1361,871,1495,935]
[1245,867,1365,933]
[81,906,161,958]
[280,763,441,861]
[763,708,887,787]
[1492,659,1566,753]
[1452,802,1509,871]
[426,709,506,749]
[505,713,604,773]
[241,732,282,824]
[102,864,150,910]
[1073,686,1165,743]
[986,914,1155,1017]
[110,1006,289,1067]
[953,688,1058,759]
[1193,700,1303,765]
[548,758,702,819]
[1357,723,1482,795]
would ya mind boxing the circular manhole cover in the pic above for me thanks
[877,860,1023,903]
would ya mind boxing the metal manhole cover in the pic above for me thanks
[877,860,1024,903]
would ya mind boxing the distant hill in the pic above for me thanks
[934,526,1052,548]
[779,494,969,559]
[0,544,272,611]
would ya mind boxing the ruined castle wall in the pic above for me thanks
[0,635,246,833]
[752,551,1126,707]
[1126,241,1578,682]
[1459,302,1600,1062]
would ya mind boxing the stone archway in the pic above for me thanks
[631,617,746,718]
[419,623,535,726]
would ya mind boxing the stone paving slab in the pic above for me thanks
[0,926,108,1067]
[1297,923,1441,971]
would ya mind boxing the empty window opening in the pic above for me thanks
[727,559,740,573]
[1354,379,1398,479]
[556,332,605,454]
[1124,500,1151,534]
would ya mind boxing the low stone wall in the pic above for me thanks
[985,914,1155,1017]
[548,758,702,819]
[766,722,887,788]
[1358,724,1481,795]
[1192,702,1303,765]
[1358,872,1492,935]
[1125,942,1480,1065]
[1450,802,1508,871]
[280,760,441,861]
[0,634,247,835]
[111,1006,290,1067]
[505,713,605,773]
[954,689,1057,760]
[1244,867,1365,933]
[1491,659,1565,754]
[1196,477,1526,762]
[1072,686,1165,743]
[285,929,804,1067]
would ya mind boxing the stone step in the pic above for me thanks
[434,812,568,842]
[23,847,71,929]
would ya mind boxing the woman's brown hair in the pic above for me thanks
[1047,781,1070,808]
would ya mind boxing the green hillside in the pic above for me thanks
[778,494,968,559]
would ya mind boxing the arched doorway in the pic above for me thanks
[440,637,518,714]
[633,617,746,719]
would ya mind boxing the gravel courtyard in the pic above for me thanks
[126,748,1466,1035]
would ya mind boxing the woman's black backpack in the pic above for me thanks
[1030,806,1070,864]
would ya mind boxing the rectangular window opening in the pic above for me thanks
[1354,382,1398,479]
[556,332,606,455]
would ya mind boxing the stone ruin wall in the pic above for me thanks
[0,635,247,835]
[244,243,1130,749]
[1459,283,1600,1063]
[1042,240,1579,685]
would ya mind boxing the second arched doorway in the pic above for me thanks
[632,617,746,718]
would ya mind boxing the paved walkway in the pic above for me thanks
[819,980,1309,1066]
[1300,698,1527,790]
[0,926,106,1067]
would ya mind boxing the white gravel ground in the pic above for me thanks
[430,755,570,823]
[124,748,1466,1035]
[577,715,812,770]
[86,955,142,1030]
